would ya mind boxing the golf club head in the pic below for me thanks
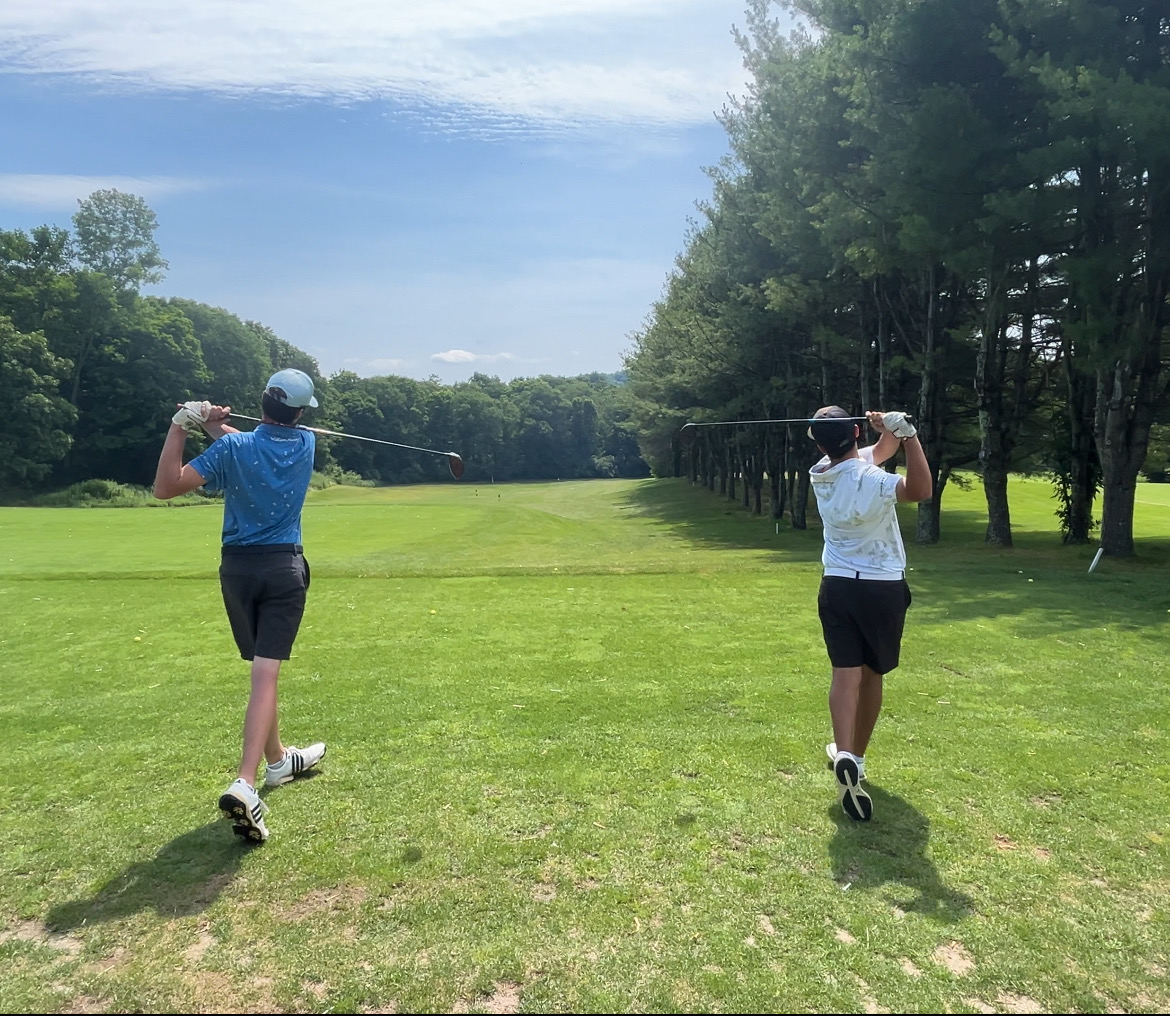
[678,423,698,446]
[447,453,465,480]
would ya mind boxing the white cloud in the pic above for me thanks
[0,173,206,210]
[365,357,407,371]
[431,349,516,364]
[0,1,747,129]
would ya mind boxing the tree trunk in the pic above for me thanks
[792,467,810,530]
[915,264,945,545]
[915,466,948,545]
[1095,349,1161,557]
[1061,355,1099,544]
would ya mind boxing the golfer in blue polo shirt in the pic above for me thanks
[153,369,326,842]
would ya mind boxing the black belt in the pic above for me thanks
[221,543,303,556]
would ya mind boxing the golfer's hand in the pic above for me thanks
[882,411,917,440]
[866,411,887,434]
[205,404,232,426]
[172,400,212,432]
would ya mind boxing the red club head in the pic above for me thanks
[447,453,465,480]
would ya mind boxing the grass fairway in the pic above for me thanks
[2,476,1168,1014]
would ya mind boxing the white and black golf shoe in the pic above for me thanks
[826,742,866,781]
[834,753,873,822]
[218,778,270,842]
[264,742,327,787]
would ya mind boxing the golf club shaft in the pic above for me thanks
[230,414,458,459]
[682,417,873,428]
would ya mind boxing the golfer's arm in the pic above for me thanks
[201,422,240,440]
[153,425,207,499]
[896,436,932,503]
[870,430,900,466]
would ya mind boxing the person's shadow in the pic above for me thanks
[828,785,973,920]
[45,822,248,932]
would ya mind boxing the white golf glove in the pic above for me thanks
[882,411,917,439]
[172,400,212,432]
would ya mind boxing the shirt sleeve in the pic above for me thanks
[188,436,229,490]
[875,465,902,504]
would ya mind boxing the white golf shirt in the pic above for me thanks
[809,445,905,580]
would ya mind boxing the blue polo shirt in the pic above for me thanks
[189,425,316,547]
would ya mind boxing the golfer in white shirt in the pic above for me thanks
[808,407,932,821]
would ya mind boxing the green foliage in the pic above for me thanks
[31,478,214,507]
[626,0,1170,552]
[0,314,76,486]
[72,188,168,291]
[1142,424,1170,482]
[160,299,273,414]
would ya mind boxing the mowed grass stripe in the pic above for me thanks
[1,477,1168,1013]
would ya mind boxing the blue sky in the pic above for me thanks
[0,1,789,383]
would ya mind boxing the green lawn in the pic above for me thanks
[1,476,1168,1014]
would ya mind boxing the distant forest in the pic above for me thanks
[0,189,649,493]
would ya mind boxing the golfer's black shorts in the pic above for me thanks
[817,575,912,674]
[219,544,310,662]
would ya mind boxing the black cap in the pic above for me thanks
[808,406,858,457]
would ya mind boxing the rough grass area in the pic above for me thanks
[1,476,1168,1013]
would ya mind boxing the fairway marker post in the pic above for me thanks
[1088,547,1104,574]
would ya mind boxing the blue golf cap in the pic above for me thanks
[265,368,318,409]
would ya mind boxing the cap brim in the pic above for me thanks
[308,396,319,408]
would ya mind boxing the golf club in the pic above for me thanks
[230,414,465,479]
[678,416,902,445]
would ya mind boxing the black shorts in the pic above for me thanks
[817,576,912,674]
[219,545,310,662]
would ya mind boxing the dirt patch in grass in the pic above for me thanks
[961,998,996,1014]
[88,946,127,973]
[277,883,368,920]
[932,941,974,976]
[185,930,215,964]
[835,927,857,945]
[995,991,1047,1013]
[531,883,557,903]
[900,958,922,977]
[995,834,1019,851]
[0,918,83,956]
[61,996,109,1014]
[855,976,889,1013]
[451,980,522,1014]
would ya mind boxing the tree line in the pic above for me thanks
[624,0,1170,557]
[0,190,648,494]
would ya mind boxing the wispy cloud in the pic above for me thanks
[0,1,746,130]
[364,357,408,371]
[432,349,518,364]
[0,173,206,209]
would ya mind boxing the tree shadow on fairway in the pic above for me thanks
[617,479,825,557]
[827,785,973,922]
[44,821,246,932]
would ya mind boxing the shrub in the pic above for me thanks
[33,480,217,508]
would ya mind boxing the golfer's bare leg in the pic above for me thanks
[238,656,283,784]
[829,666,864,755]
[265,714,286,767]
[852,665,883,758]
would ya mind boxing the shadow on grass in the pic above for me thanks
[827,785,973,922]
[45,821,246,931]
[617,478,824,558]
